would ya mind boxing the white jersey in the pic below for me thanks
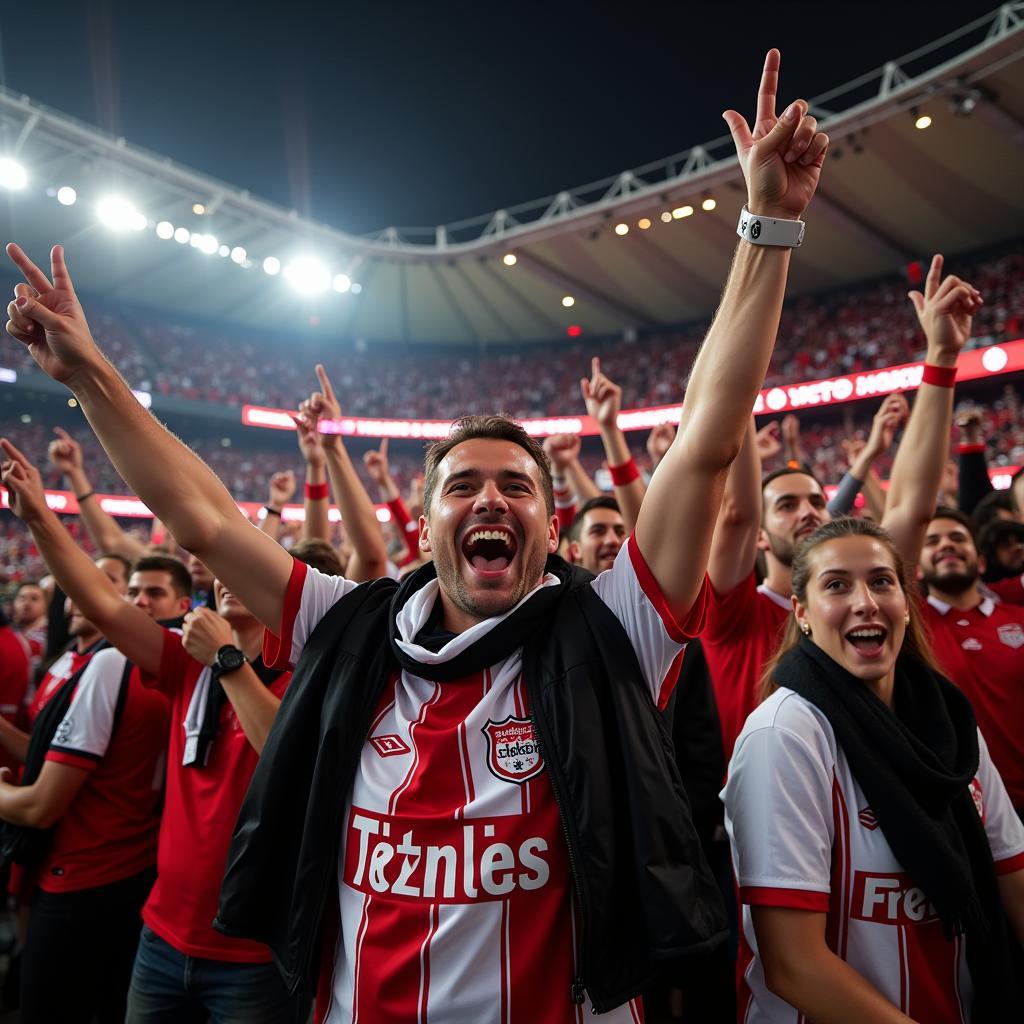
[267,537,703,1024]
[722,688,1024,1023]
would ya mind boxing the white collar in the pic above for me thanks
[393,573,561,667]
[926,593,995,618]
[756,582,792,611]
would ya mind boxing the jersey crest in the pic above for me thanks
[997,623,1024,649]
[482,716,544,784]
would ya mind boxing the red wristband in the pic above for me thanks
[957,443,985,455]
[609,458,640,486]
[305,481,329,500]
[922,363,957,388]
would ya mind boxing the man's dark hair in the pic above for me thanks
[130,554,192,598]
[291,539,344,577]
[977,517,1024,558]
[930,505,976,542]
[759,466,826,526]
[570,496,621,542]
[14,580,43,595]
[971,489,1016,531]
[94,551,132,580]
[423,414,554,517]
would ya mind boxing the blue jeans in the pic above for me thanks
[125,925,305,1024]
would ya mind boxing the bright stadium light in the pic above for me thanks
[263,256,281,276]
[156,221,175,239]
[193,203,206,215]
[562,295,575,308]
[332,273,352,293]
[672,205,693,219]
[284,256,330,295]
[502,253,517,266]
[230,246,247,264]
[56,186,77,206]
[614,223,629,236]
[915,113,932,130]
[701,196,717,212]
[660,211,673,223]
[351,282,363,295]
[173,226,191,244]
[638,218,651,230]
[97,196,146,231]
[0,159,28,190]
[218,244,230,257]
[198,234,219,255]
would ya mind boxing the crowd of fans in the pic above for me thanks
[3,242,1022,419]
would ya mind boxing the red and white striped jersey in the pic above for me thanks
[266,537,705,1024]
[723,688,1024,1023]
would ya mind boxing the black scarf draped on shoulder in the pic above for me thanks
[773,636,1022,1020]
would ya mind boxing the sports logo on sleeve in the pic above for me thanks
[370,734,411,757]
[482,716,544,784]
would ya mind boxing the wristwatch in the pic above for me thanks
[736,205,805,248]
[211,644,247,679]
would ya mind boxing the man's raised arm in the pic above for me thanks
[882,255,981,569]
[3,244,293,631]
[634,49,828,619]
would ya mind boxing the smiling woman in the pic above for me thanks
[723,516,1024,1022]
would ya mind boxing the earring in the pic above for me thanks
[905,614,910,626]
[799,622,811,636]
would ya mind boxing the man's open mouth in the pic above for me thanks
[461,527,519,575]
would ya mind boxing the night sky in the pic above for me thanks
[0,0,1002,236]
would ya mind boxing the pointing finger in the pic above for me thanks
[756,49,781,128]
[50,245,75,296]
[924,254,943,301]
[315,363,336,402]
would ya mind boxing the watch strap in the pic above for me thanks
[736,205,805,248]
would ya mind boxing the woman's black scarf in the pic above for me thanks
[774,636,1021,1019]
[388,556,572,682]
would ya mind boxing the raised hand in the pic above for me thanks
[866,393,909,455]
[0,438,49,522]
[580,357,622,429]
[722,50,829,220]
[955,405,983,445]
[297,363,342,455]
[543,432,581,473]
[908,254,983,359]
[4,244,103,384]
[268,470,296,509]
[363,438,391,485]
[754,420,782,461]
[48,426,84,476]
[646,423,676,468]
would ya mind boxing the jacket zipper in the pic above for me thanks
[528,688,590,1009]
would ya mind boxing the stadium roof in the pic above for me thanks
[0,4,1021,346]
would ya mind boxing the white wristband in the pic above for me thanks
[736,205,805,248]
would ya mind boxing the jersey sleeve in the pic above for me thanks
[264,557,361,670]
[589,534,708,710]
[989,574,1024,607]
[46,647,128,771]
[137,627,192,695]
[975,729,1024,874]
[703,571,758,646]
[722,703,834,911]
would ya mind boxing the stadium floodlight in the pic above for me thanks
[502,253,517,267]
[193,203,206,215]
[332,273,352,293]
[614,223,629,236]
[638,218,651,230]
[915,114,932,130]
[56,186,77,206]
[660,211,673,223]
[0,158,28,190]
[230,246,247,264]
[263,256,281,276]
[218,244,230,257]
[351,282,363,295]
[562,295,575,308]
[156,221,175,239]
[173,226,191,244]
[672,205,693,219]
[701,196,716,212]
[97,196,146,231]
[198,234,219,255]
[284,256,330,295]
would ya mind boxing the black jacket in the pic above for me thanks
[215,565,727,1013]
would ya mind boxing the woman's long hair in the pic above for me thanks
[760,517,941,701]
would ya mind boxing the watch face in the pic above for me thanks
[217,646,245,672]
